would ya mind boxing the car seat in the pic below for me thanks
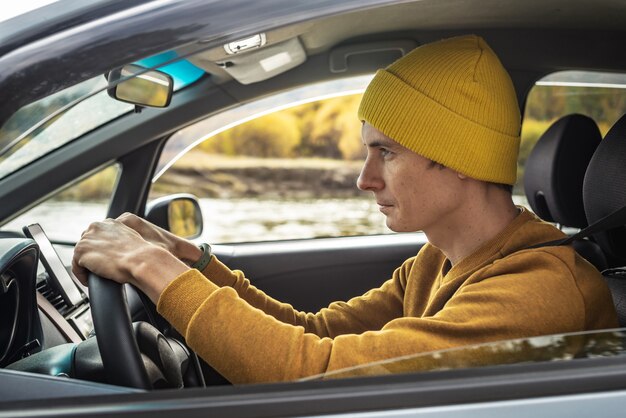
[524,114,608,270]
[582,114,626,325]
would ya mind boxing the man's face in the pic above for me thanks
[357,123,466,233]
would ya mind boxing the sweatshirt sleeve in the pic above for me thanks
[157,251,606,385]
[196,256,407,338]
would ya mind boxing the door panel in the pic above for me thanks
[212,233,427,312]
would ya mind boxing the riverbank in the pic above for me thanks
[153,151,367,199]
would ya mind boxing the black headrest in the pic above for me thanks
[524,114,601,228]
[583,114,626,262]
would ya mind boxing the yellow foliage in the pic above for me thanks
[310,95,364,160]
[200,93,364,160]
[201,112,301,158]
[514,118,555,192]
[53,164,119,201]
[598,121,611,137]
[519,119,555,167]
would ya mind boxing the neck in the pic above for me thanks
[425,186,519,265]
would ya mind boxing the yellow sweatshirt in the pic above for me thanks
[157,209,618,384]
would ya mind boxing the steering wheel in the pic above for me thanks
[89,273,187,389]
[89,273,151,388]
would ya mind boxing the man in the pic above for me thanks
[73,35,618,384]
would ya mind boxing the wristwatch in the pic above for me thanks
[190,243,212,271]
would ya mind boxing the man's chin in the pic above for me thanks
[385,220,404,233]
[386,219,421,233]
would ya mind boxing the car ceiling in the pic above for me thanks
[183,0,626,84]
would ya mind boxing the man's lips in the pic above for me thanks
[377,202,393,212]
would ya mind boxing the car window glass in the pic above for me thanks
[0,57,205,182]
[518,70,626,196]
[0,77,132,180]
[304,328,626,381]
[154,71,626,244]
[151,76,394,243]
[2,164,120,242]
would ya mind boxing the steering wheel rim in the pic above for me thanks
[89,273,152,389]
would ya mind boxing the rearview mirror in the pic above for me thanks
[107,64,173,108]
[145,194,203,239]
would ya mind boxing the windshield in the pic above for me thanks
[303,328,626,381]
[0,55,205,181]
[0,77,132,180]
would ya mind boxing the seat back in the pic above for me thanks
[603,269,626,326]
[524,114,607,270]
[583,114,626,325]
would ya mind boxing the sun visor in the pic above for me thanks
[209,37,306,85]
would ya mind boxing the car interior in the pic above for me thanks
[0,0,626,413]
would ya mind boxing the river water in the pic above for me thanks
[4,197,390,243]
[4,195,530,244]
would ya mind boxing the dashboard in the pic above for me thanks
[0,226,95,370]
[0,224,195,392]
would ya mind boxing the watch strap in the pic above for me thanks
[190,243,212,271]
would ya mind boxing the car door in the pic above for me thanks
[212,234,425,313]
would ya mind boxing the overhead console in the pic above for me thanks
[184,21,418,87]
[188,31,307,85]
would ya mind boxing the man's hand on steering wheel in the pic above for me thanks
[72,217,206,389]
[72,217,189,303]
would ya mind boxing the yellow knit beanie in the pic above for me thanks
[358,35,521,185]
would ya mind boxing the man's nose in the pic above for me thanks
[357,159,383,191]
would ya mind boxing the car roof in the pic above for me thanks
[2,0,626,127]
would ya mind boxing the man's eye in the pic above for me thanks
[380,148,391,157]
